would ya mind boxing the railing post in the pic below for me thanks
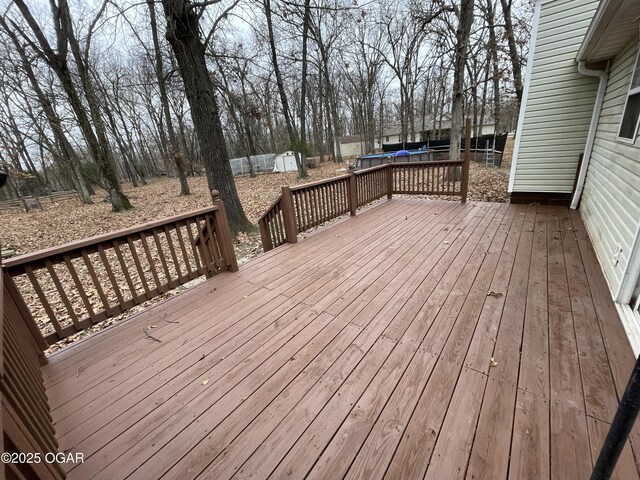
[211,190,239,272]
[387,164,393,199]
[461,118,471,203]
[348,170,357,216]
[281,186,298,244]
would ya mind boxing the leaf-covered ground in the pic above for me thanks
[1,142,512,353]
[1,144,512,257]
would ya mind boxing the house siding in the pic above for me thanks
[510,0,600,193]
[580,41,640,293]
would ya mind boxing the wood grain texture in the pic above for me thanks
[32,200,638,480]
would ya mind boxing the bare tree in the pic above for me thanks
[500,0,523,107]
[147,0,190,195]
[8,0,131,210]
[449,0,475,165]
[0,15,93,204]
[263,0,307,176]
[161,0,251,233]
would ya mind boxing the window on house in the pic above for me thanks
[618,47,640,142]
[385,136,389,142]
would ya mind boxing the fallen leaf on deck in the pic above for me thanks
[490,357,498,367]
[487,291,503,297]
[202,380,209,385]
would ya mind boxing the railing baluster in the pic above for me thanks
[207,212,225,269]
[126,236,152,296]
[328,182,334,218]
[152,228,174,288]
[163,224,183,280]
[44,259,80,330]
[194,215,215,278]
[183,219,205,275]
[24,265,63,338]
[294,193,302,230]
[139,231,164,291]
[323,184,329,222]
[97,243,126,308]
[313,187,321,227]
[80,250,112,316]
[112,239,140,303]
[281,186,298,242]
[63,253,97,323]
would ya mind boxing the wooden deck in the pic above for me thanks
[42,198,640,479]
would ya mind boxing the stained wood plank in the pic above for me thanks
[269,205,502,480]
[465,206,542,480]
[46,286,272,409]
[560,212,618,422]
[568,208,640,467]
[463,204,524,374]
[518,206,550,398]
[31,200,637,480]
[547,208,591,480]
[71,310,339,478]
[147,205,495,479]
[55,295,300,443]
[423,368,486,480]
[347,205,508,480]
[508,388,550,480]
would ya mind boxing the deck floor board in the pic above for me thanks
[40,199,640,479]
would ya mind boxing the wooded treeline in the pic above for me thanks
[0,0,532,230]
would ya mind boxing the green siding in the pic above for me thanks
[580,42,640,292]
[511,0,600,193]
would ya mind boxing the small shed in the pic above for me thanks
[273,151,300,173]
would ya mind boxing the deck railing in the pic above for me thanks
[258,158,469,252]
[290,174,352,232]
[1,267,65,479]
[2,191,238,347]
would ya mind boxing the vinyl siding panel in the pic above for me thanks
[580,41,640,293]
[511,0,600,193]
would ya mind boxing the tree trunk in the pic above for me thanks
[500,0,523,108]
[299,0,311,162]
[0,13,93,204]
[12,0,130,210]
[148,0,190,195]
[162,0,250,233]
[449,0,475,170]
[486,0,502,132]
[263,0,307,176]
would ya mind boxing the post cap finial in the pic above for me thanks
[211,189,221,200]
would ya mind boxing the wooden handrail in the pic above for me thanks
[289,173,351,191]
[258,158,469,252]
[3,200,238,347]
[4,207,221,269]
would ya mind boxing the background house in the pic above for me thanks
[376,116,497,149]
[510,0,640,349]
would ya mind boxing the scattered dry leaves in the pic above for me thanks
[1,142,513,353]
